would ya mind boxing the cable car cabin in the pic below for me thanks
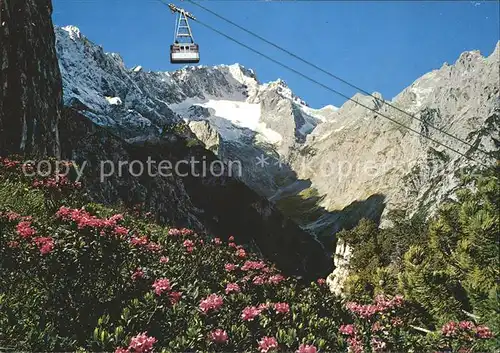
[170,43,200,64]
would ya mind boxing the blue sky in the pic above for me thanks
[52,0,499,109]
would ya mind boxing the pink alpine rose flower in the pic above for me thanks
[459,321,475,331]
[241,306,262,321]
[169,291,182,305]
[210,329,229,344]
[339,324,356,336]
[146,242,162,252]
[33,237,55,255]
[258,336,278,353]
[225,283,241,294]
[130,236,148,247]
[128,332,157,353]
[252,275,266,285]
[296,344,317,353]
[236,248,246,258]
[113,226,129,237]
[391,317,403,327]
[476,325,494,339]
[199,294,224,314]
[168,228,181,236]
[152,278,171,295]
[131,268,144,281]
[7,241,19,248]
[268,274,285,285]
[274,302,290,314]
[441,321,458,337]
[16,221,36,238]
[258,302,272,311]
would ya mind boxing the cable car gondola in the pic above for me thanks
[168,3,200,64]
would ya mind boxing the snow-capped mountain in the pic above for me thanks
[55,25,499,250]
[55,25,334,196]
[56,26,326,148]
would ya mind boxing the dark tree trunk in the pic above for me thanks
[0,0,61,157]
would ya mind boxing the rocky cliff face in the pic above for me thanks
[0,0,61,157]
[293,44,499,220]
[59,107,331,279]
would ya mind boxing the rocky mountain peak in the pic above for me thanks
[262,79,308,106]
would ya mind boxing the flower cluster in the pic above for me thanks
[241,260,267,271]
[183,239,195,253]
[0,211,24,222]
[32,175,82,191]
[115,332,157,353]
[152,278,171,295]
[168,227,194,236]
[241,306,262,321]
[131,268,144,281]
[441,320,494,339]
[0,157,20,169]
[296,344,317,353]
[7,216,56,255]
[16,221,37,238]
[56,206,129,237]
[199,294,224,314]
[339,324,356,336]
[129,235,162,252]
[340,295,407,353]
[209,329,229,344]
[274,302,290,315]
[346,294,404,319]
[225,282,241,294]
[33,237,55,255]
[150,278,182,305]
[258,336,278,353]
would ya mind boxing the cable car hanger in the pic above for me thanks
[168,3,200,64]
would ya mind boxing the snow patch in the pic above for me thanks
[412,87,434,108]
[261,79,308,106]
[105,96,123,105]
[320,104,339,112]
[171,97,282,144]
[133,66,143,72]
[62,25,82,40]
